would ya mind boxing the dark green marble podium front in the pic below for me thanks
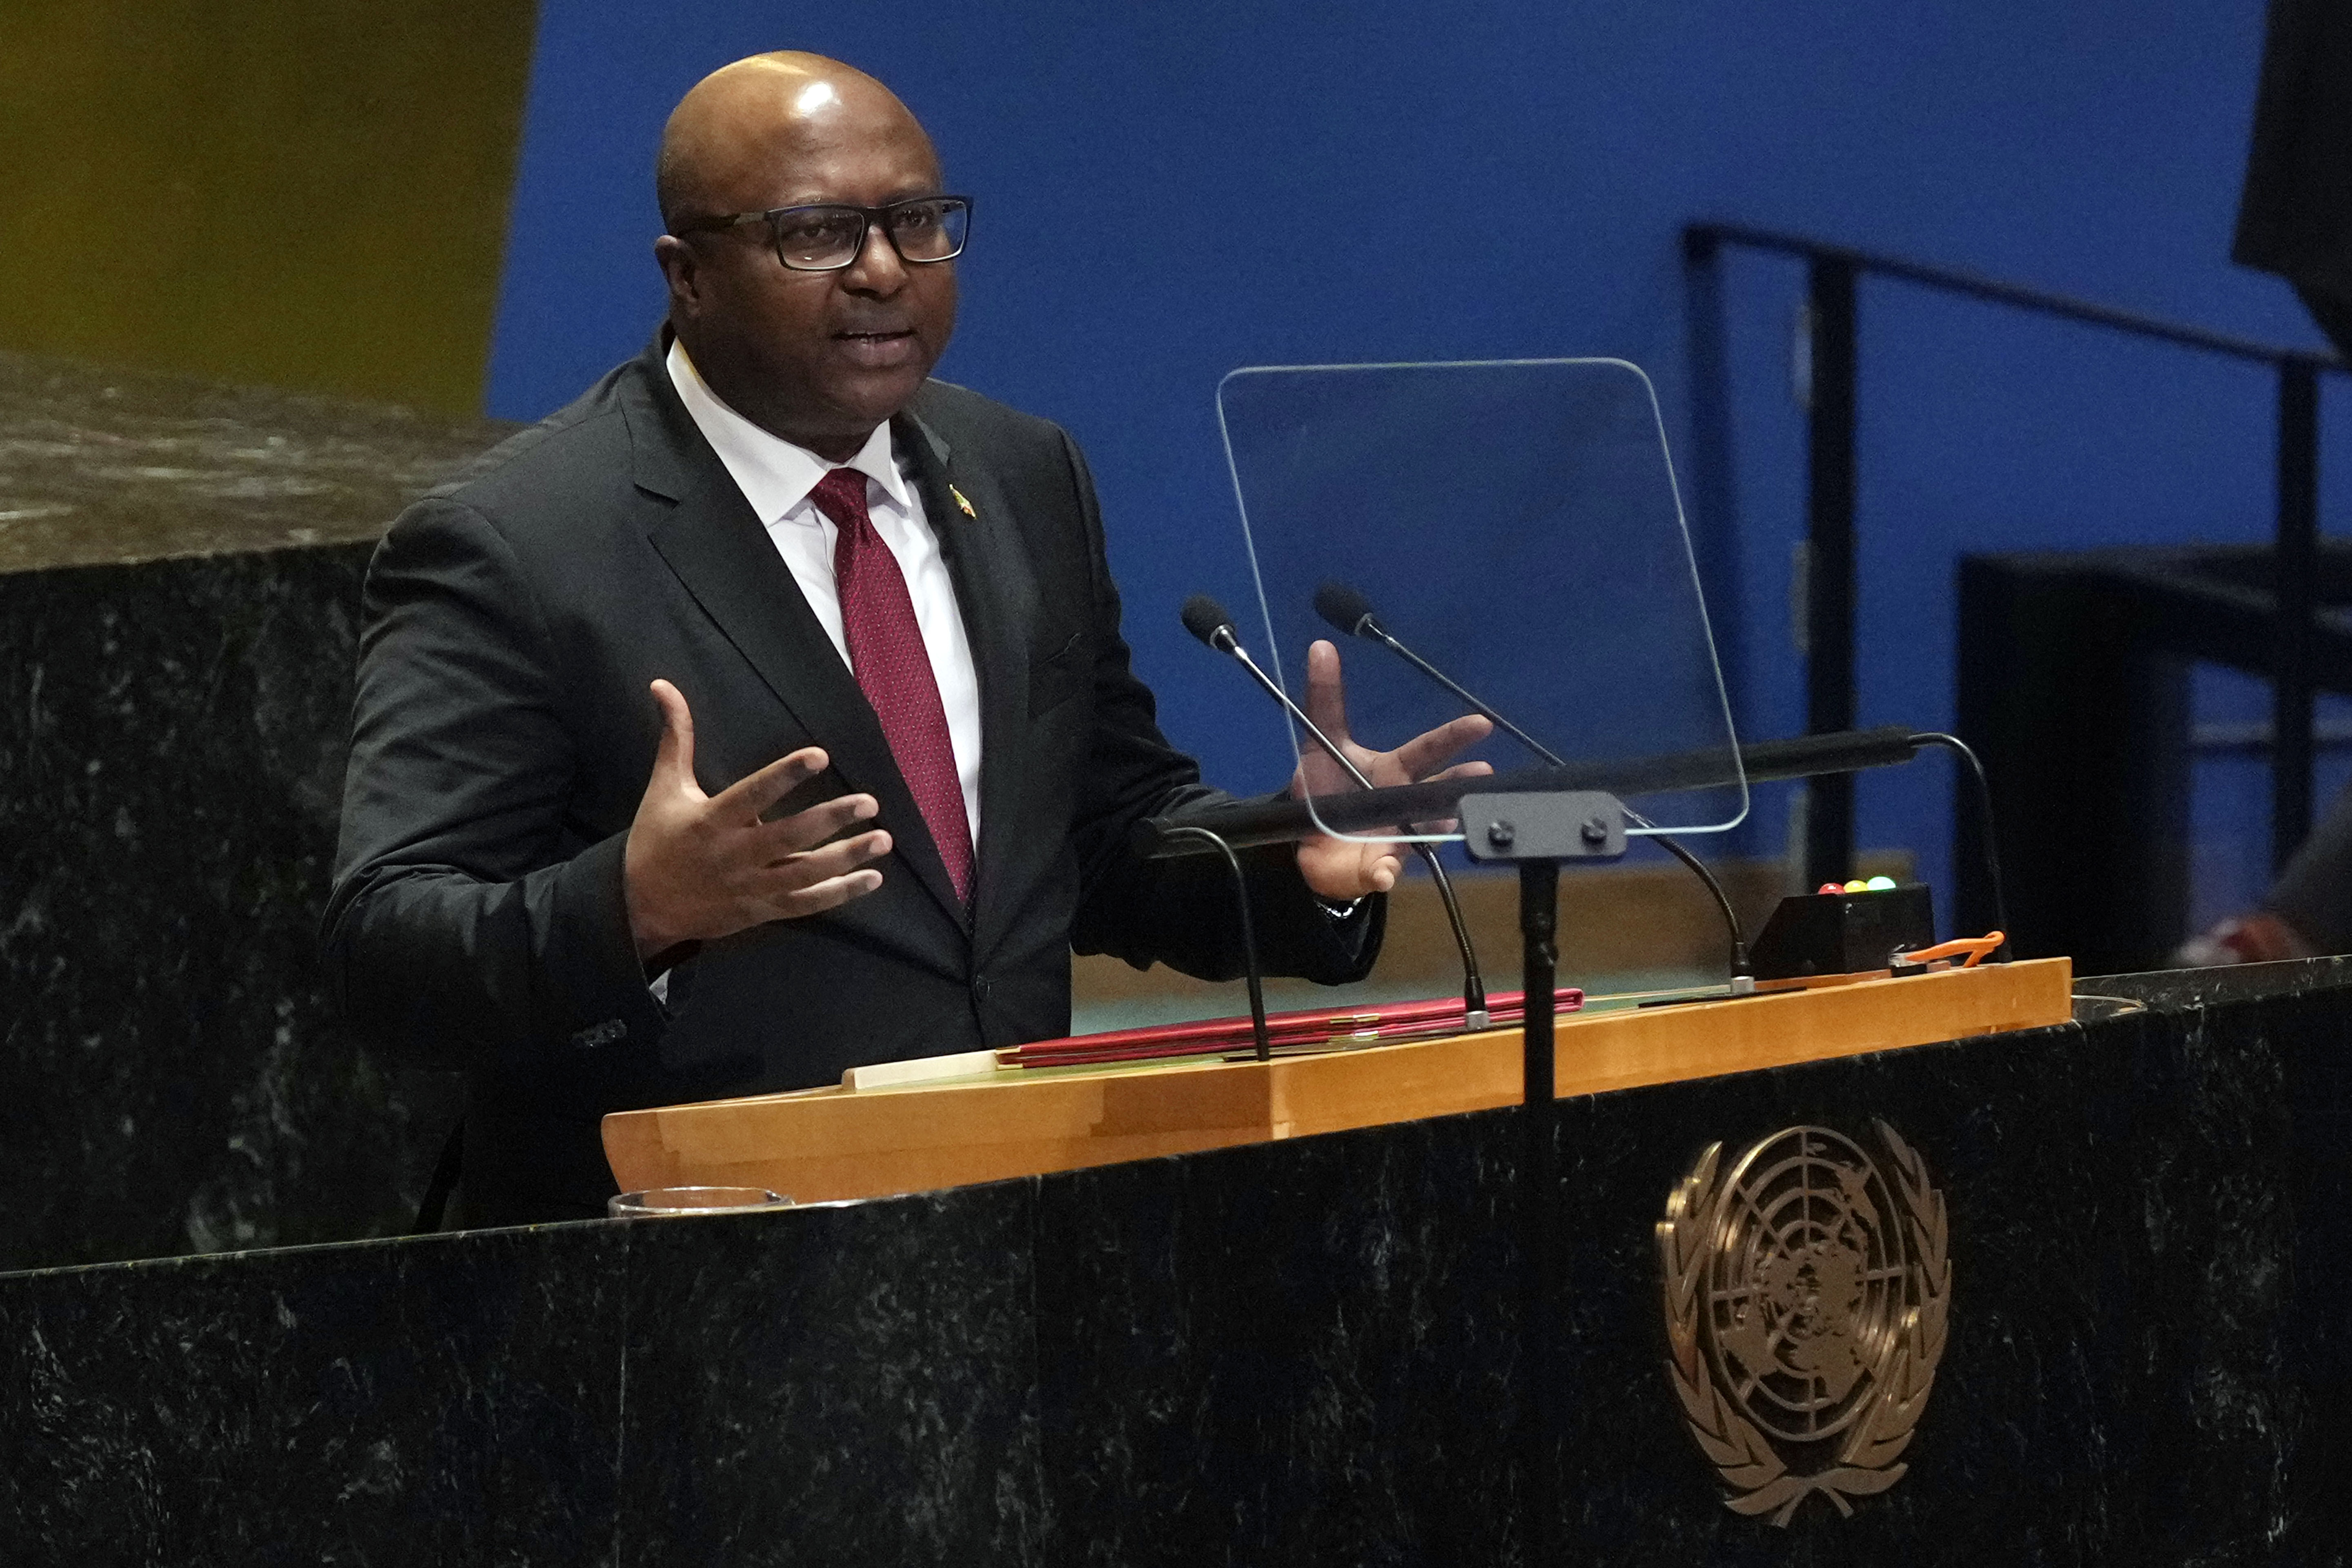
[4,957,2349,1565]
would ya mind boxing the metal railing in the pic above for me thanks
[1683,220,2345,882]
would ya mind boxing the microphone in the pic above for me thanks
[1179,599,1393,800]
[1316,579,1561,765]
[1179,594,1242,655]
[1311,581,1378,639]
[1314,580,1753,988]
[1180,595,1490,1029]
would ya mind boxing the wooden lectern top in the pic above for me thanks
[602,958,2072,1207]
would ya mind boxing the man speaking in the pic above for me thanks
[325,52,1486,1225]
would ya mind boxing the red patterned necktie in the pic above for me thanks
[808,466,974,906]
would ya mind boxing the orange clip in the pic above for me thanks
[1893,931,2005,969]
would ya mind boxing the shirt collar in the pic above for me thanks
[665,338,911,522]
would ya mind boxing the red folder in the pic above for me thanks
[1003,987,1584,1068]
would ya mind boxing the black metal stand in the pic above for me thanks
[1517,858,1559,1564]
[1805,253,1860,891]
[1454,788,1625,1566]
[1519,860,1558,1111]
[2274,359,2321,869]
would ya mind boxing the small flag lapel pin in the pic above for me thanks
[949,484,976,518]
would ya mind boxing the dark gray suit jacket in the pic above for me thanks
[324,342,1379,1222]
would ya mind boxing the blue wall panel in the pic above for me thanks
[487,0,2351,921]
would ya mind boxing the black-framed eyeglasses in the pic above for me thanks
[674,195,972,272]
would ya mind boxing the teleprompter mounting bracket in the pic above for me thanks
[1456,791,1627,863]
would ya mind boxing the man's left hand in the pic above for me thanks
[1289,639,1494,900]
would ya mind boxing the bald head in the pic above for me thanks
[656,52,935,232]
[649,52,960,461]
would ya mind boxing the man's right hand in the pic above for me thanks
[624,679,891,961]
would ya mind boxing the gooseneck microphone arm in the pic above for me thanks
[1621,808,1751,983]
[1180,595,1490,1029]
[1315,581,1751,984]
[1908,731,2009,953]
[1315,581,1560,767]
[1157,823,1273,1061]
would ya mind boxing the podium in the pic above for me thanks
[11,958,2352,1560]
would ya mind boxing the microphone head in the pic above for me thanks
[1314,580,1378,638]
[1179,594,1237,650]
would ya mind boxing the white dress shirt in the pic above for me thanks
[665,339,982,844]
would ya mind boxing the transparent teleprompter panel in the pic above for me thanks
[1217,359,1746,844]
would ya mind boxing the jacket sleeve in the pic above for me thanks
[320,497,667,1075]
[1051,431,1384,985]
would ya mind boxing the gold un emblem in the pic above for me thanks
[1657,1121,1950,1525]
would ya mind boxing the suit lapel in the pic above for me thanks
[898,406,1035,958]
[623,356,968,928]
